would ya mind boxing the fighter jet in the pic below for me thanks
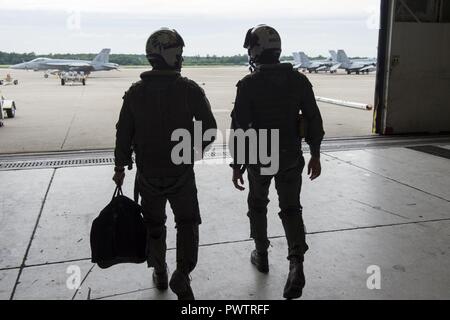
[292,52,340,73]
[10,49,119,78]
[335,50,377,75]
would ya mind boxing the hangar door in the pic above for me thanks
[374,0,450,134]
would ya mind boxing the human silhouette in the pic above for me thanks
[113,28,217,300]
[230,24,325,299]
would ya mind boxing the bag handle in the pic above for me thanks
[112,186,123,200]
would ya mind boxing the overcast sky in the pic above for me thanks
[0,0,380,57]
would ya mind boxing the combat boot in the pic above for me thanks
[152,265,168,290]
[250,250,269,273]
[283,257,305,299]
[169,269,195,300]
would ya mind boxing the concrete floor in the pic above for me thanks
[1,144,449,300]
[0,67,375,154]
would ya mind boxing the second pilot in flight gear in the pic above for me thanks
[113,28,217,300]
[230,24,325,299]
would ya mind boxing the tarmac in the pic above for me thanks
[1,141,450,300]
[0,67,375,154]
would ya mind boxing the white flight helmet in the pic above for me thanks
[146,27,185,69]
[243,24,281,65]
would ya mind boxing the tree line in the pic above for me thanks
[0,52,294,66]
[0,51,369,66]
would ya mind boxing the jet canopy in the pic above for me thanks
[30,58,50,62]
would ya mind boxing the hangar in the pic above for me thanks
[0,0,449,301]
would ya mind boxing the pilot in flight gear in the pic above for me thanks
[113,28,217,300]
[230,24,325,299]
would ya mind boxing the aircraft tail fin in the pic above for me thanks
[299,52,310,64]
[92,48,111,64]
[337,49,351,65]
[292,52,301,65]
[329,50,338,62]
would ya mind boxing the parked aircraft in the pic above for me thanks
[292,52,340,73]
[335,49,377,74]
[10,49,119,78]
